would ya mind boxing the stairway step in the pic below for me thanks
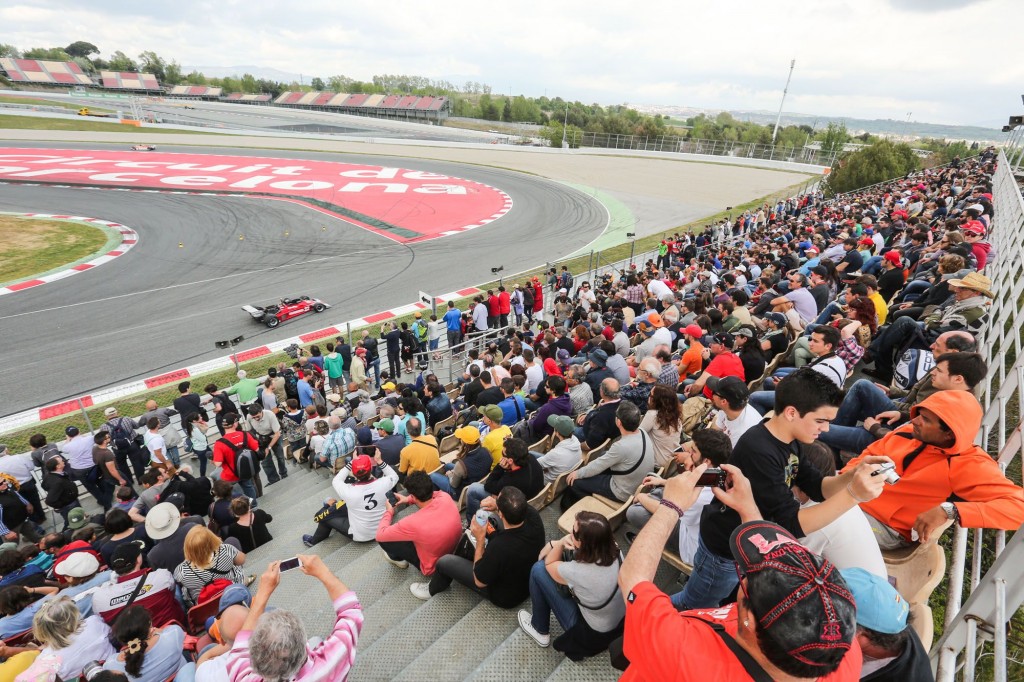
[351,584,482,679]
[466,624,566,681]
[391,599,518,682]
[544,655,620,682]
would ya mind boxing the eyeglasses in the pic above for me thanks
[734,564,751,604]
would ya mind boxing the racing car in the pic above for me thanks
[241,296,330,328]
[130,144,156,151]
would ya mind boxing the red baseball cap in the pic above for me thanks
[350,455,374,477]
[684,324,703,339]
[883,250,902,266]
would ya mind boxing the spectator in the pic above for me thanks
[245,404,287,484]
[535,415,582,484]
[316,454,399,543]
[371,418,405,468]
[53,552,111,615]
[41,456,79,530]
[0,583,60,639]
[225,556,362,682]
[184,413,211,477]
[137,400,184,467]
[174,526,250,608]
[411,486,545,607]
[683,333,744,399]
[398,419,440,481]
[376,471,463,574]
[464,438,544,521]
[562,402,654,511]
[618,467,861,680]
[639,384,684,468]
[97,508,148,568]
[226,496,274,553]
[144,501,205,572]
[576,378,621,453]
[128,468,171,523]
[479,405,512,467]
[62,426,113,511]
[316,415,356,472]
[33,596,117,681]
[431,426,491,499]
[103,605,189,681]
[565,364,595,417]
[707,376,761,448]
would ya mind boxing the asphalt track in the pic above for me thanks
[0,145,605,416]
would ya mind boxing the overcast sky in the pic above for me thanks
[2,0,1020,127]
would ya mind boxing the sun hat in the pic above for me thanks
[144,502,182,540]
[947,272,994,297]
[54,552,100,578]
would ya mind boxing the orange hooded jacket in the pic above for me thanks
[843,391,1024,540]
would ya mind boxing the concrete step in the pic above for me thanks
[466,623,567,682]
[391,599,519,682]
[545,655,620,682]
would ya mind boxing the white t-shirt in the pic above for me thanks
[428,321,443,341]
[331,463,400,541]
[713,406,763,448]
[679,487,714,564]
[647,279,673,301]
[524,363,544,394]
[799,500,887,578]
[810,355,848,388]
[143,431,168,465]
[310,434,326,456]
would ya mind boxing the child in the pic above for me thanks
[113,486,137,512]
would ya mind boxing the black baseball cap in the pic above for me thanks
[110,540,146,573]
[730,521,856,674]
[706,376,749,404]
[712,332,734,347]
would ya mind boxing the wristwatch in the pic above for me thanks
[940,502,959,524]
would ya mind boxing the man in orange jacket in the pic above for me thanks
[843,391,1024,550]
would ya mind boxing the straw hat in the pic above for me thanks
[948,272,994,298]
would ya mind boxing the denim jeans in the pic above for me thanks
[819,423,877,456]
[166,445,181,468]
[748,390,776,415]
[430,470,455,497]
[833,380,897,427]
[464,482,489,521]
[670,535,738,610]
[261,441,288,483]
[762,366,797,390]
[868,316,922,376]
[193,448,209,477]
[369,358,382,389]
[233,478,258,500]
[529,560,580,634]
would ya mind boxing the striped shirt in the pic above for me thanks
[227,592,363,682]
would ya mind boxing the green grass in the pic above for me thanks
[0,216,108,283]
[0,96,112,113]
[0,114,218,134]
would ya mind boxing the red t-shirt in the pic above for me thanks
[622,582,862,682]
[212,430,259,482]
[702,352,745,399]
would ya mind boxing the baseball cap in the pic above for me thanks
[110,540,146,572]
[547,414,575,438]
[356,427,373,446]
[706,375,749,403]
[712,332,734,347]
[764,312,787,327]
[731,521,856,672]
[65,426,79,437]
[480,404,504,423]
[806,246,819,254]
[350,454,374,477]
[373,418,395,433]
[646,312,664,328]
[381,382,397,391]
[414,311,422,318]
[556,348,571,364]
[858,237,874,246]
[733,327,755,339]
[589,349,608,367]
[455,425,481,444]
[218,583,253,615]
[683,324,703,339]
[840,567,909,635]
[67,507,88,530]
[961,220,985,236]
[104,407,118,417]
[883,250,902,266]
[164,492,186,511]
[145,502,182,540]
[54,551,99,578]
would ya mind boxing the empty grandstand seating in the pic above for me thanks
[167,85,223,98]
[271,90,450,121]
[0,58,92,86]
[222,92,272,103]
[100,70,160,91]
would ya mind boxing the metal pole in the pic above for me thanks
[347,322,353,347]
[629,240,636,267]
[772,59,795,144]
[228,341,240,373]
[995,578,1007,682]
[78,399,94,434]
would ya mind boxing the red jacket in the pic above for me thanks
[532,284,544,312]
[487,295,500,317]
[844,391,1024,539]
[498,291,511,315]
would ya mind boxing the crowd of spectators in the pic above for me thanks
[0,147,1017,680]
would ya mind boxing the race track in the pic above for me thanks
[0,145,605,415]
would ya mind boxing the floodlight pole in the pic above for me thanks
[562,104,569,149]
[771,59,796,145]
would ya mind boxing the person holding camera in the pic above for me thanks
[519,511,625,661]
[245,405,287,485]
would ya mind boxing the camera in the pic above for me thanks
[82,661,104,680]
[695,468,728,489]
[871,462,901,485]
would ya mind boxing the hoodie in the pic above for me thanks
[844,391,1024,540]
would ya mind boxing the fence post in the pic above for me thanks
[79,399,94,434]
[346,322,352,347]
[587,250,594,282]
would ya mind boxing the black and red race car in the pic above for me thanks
[241,296,330,328]
[130,144,156,151]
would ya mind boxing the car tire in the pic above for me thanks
[266,317,281,328]
[313,303,326,313]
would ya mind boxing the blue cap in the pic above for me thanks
[840,567,909,634]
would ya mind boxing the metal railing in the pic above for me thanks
[934,148,1024,681]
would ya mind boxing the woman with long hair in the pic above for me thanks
[183,412,210,477]
[518,511,625,660]
[103,605,188,681]
[640,385,684,467]
[33,596,116,680]
[226,496,274,553]
[172,526,249,607]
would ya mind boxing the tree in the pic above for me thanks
[23,47,72,61]
[310,76,325,90]
[163,60,183,85]
[502,97,512,122]
[328,75,355,92]
[137,51,166,80]
[64,41,99,59]
[184,70,207,85]
[818,122,851,158]
[72,57,96,74]
[0,44,21,58]
[240,73,258,93]
[107,51,137,71]
[825,139,920,196]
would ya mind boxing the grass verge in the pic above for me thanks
[0,96,112,113]
[0,114,217,134]
[0,216,108,283]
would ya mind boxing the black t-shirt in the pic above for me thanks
[840,249,863,272]
[483,455,545,500]
[764,331,789,360]
[227,509,274,552]
[700,423,825,559]
[474,386,504,408]
[375,434,406,468]
[862,627,933,682]
[877,268,906,304]
[361,337,379,362]
[473,505,546,608]
[583,401,620,449]
[739,350,766,384]
[462,380,484,407]
[809,284,831,314]
[173,393,206,421]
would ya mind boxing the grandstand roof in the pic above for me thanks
[167,85,223,97]
[100,70,160,91]
[0,58,92,86]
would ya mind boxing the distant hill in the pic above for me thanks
[631,104,1006,144]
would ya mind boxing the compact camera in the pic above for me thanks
[695,467,728,489]
[871,462,901,485]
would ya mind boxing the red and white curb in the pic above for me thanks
[0,213,138,296]
[0,285,486,433]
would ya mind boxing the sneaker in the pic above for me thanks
[410,582,432,600]
[518,610,550,647]
[244,574,257,587]
[382,550,409,569]
[302,534,315,548]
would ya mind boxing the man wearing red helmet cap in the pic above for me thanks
[960,220,992,270]
[328,453,399,542]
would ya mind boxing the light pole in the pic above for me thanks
[215,335,246,372]
[626,232,637,267]
[561,103,569,149]
[771,59,795,145]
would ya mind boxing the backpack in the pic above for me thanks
[217,437,258,481]
[894,348,934,391]
[561,271,574,290]
[284,372,299,400]
[401,330,416,354]
[415,322,428,344]
[522,286,534,308]
[160,473,213,517]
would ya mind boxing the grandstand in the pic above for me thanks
[99,70,161,92]
[0,58,92,86]
[273,90,450,122]
[166,85,223,99]
[222,92,273,103]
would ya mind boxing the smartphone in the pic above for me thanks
[279,557,303,572]
[695,468,728,489]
